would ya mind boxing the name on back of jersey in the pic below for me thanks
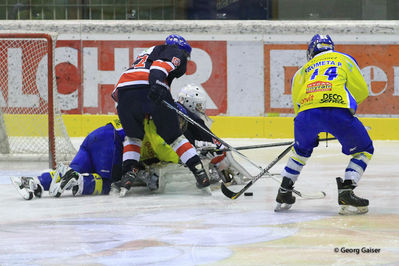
[305,60,342,73]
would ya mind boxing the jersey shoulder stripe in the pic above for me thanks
[150,60,176,75]
[335,51,361,70]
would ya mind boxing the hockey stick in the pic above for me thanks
[221,143,327,200]
[221,143,294,199]
[228,173,326,199]
[164,100,327,199]
[268,174,326,199]
[199,137,337,152]
[162,100,248,159]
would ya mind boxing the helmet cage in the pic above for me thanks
[178,84,206,115]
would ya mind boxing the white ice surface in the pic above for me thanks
[1,138,398,265]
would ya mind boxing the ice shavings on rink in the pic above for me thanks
[0,209,302,265]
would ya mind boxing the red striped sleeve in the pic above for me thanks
[151,60,175,73]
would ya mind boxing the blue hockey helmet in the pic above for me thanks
[306,34,334,61]
[165,34,192,57]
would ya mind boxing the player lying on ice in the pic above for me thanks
[11,84,243,199]
[274,34,373,215]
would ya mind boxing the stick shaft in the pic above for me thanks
[236,137,336,150]
[162,100,253,162]
[200,137,337,153]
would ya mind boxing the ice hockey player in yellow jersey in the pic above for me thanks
[275,34,373,215]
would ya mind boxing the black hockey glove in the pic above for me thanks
[148,84,169,104]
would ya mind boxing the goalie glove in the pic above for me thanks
[50,168,83,197]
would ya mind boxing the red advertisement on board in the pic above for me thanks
[55,40,227,115]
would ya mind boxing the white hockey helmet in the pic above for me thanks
[177,84,207,114]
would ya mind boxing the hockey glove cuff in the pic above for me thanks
[148,84,169,104]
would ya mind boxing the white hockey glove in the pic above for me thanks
[195,140,217,152]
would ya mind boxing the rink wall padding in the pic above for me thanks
[0,21,399,139]
[61,115,399,140]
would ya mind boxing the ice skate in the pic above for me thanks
[191,162,212,195]
[110,182,121,196]
[10,176,43,200]
[137,169,160,192]
[118,168,141,197]
[146,172,159,191]
[336,177,369,215]
[275,177,296,212]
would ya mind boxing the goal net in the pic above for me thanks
[0,32,76,168]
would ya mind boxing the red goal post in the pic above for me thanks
[0,32,76,168]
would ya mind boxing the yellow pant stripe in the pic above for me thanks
[92,174,103,195]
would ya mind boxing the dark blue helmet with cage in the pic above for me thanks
[306,34,334,61]
[165,34,192,57]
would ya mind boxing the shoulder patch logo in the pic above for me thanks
[171,57,181,67]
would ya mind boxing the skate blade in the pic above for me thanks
[119,187,129,197]
[110,186,120,196]
[339,205,368,215]
[274,203,292,212]
[199,186,212,196]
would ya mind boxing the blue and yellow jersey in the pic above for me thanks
[292,50,369,115]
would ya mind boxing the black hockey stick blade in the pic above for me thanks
[221,180,254,199]
[221,144,294,200]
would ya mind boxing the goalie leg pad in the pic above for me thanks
[224,152,254,183]
[49,163,69,196]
